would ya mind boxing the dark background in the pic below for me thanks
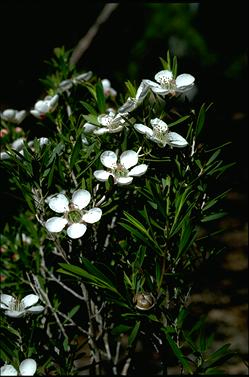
[0,1,248,374]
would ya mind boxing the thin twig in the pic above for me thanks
[46,270,85,301]
[30,274,69,340]
[70,4,119,66]
[81,283,101,375]
[113,340,121,375]
[121,357,131,376]
[103,332,112,361]
[56,309,88,336]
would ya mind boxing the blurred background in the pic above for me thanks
[0,1,248,374]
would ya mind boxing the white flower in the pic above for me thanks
[0,359,37,376]
[83,111,128,135]
[45,189,102,239]
[0,293,44,318]
[143,69,195,96]
[1,109,27,124]
[101,79,117,97]
[118,80,150,113]
[94,150,148,185]
[134,118,188,148]
[0,137,25,160]
[30,94,59,119]
[0,137,49,160]
[58,71,93,93]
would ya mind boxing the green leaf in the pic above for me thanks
[80,100,97,115]
[70,135,82,168]
[204,344,234,369]
[159,56,170,70]
[172,55,178,78]
[163,331,193,374]
[206,149,221,166]
[204,367,226,375]
[168,115,190,128]
[124,80,136,98]
[122,211,154,242]
[67,305,80,319]
[196,103,206,137]
[48,159,56,188]
[82,114,99,126]
[112,324,132,336]
[167,50,171,68]
[177,218,198,259]
[201,212,226,223]
[80,257,114,288]
[128,321,141,346]
[96,81,106,113]
[58,263,119,295]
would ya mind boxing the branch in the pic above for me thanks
[70,3,119,66]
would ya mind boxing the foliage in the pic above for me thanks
[0,48,238,375]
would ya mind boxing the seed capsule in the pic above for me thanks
[133,292,156,311]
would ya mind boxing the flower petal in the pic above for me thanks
[142,79,161,89]
[35,101,49,113]
[0,293,15,309]
[48,194,69,213]
[59,79,73,91]
[0,151,10,160]
[176,74,195,89]
[134,123,153,137]
[0,364,18,376]
[168,131,188,147]
[135,80,150,101]
[98,114,113,126]
[74,71,93,82]
[128,164,148,176]
[2,109,16,120]
[27,305,44,314]
[107,126,124,134]
[15,110,27,124]
[154,70,173,82]
[67,223,87,239]
[120,150,138,169]
[12,138,25,151]
[48,94,59,109]
[93,127,109,135]
[151,118,168,130]
[34,137,48,147]
[82,208,102,224]
[21,294,39,309]
[116,177,133,185]
[30,110,42,119]
[94,170,111,182]
[19,359,37,376]
[4,310,25,318]
[100,151,117,168]
[150,87,169,95]
[83,123,97,133]
[72,189,91,210]
[45,217,68,233]
[118,97,137,113]
[101,78,111,89]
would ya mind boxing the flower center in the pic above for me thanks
[159,77,176,91]
[153,124,169,142]
[107,116,123,131]
[112,163,129,177]
[67,209,82,223]
[153,124,168,134]
[9,298,25,312]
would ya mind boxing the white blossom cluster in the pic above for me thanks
[0,58,195,373]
